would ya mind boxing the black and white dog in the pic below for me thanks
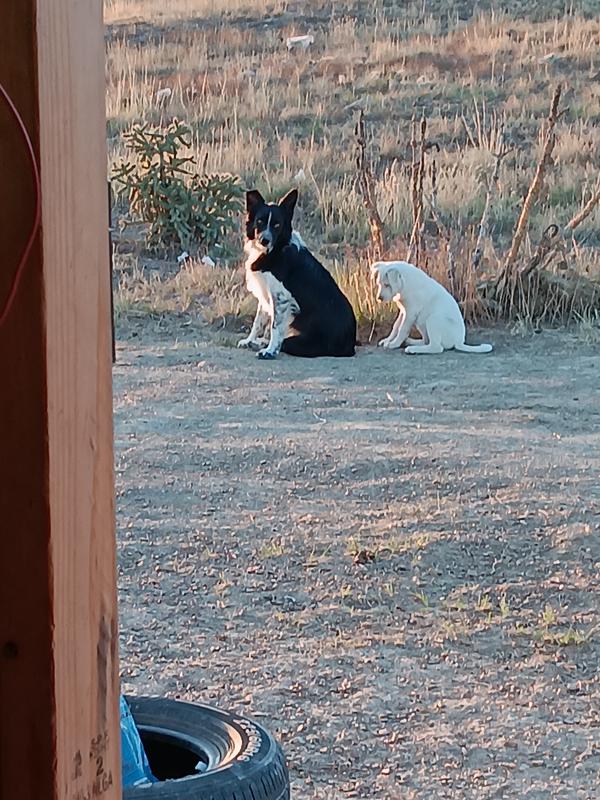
[238,188,356,359]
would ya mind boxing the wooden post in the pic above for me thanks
[109,181,116,364]
[0,3,121,800]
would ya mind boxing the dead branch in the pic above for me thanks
[501,85,564,281]
[471,127,513,271]
[407,116,428,264]
[447,243,456,297]
[520,224,565,278]
[518,181,600,281]
[565,184,600,233]
[407,117,419,261]
[426,156,448,241]
[425,156,458,289]
[355,110,385,259]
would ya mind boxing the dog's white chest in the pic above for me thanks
[244,242,298,315]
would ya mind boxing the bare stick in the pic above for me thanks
[472,127,513,271]
[355,110,385,258]
[425,156,457,290]
[407,116,418,262]
[520,224,564,278]
[407,116,427,264]
[565,185,600,233]
[501,85,563,279]
[521,181,600,279]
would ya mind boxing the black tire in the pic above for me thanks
[123,696,290,800]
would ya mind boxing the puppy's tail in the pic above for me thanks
[455,342,493,354]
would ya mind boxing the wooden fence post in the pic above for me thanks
[0,3,121,799]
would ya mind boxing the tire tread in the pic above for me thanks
[123,697,289,800]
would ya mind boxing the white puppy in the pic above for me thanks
[371,261,492,354]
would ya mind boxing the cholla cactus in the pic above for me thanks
[112,119,243,257]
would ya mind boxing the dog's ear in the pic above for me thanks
[246,190,265,214]
[371,262,392,284]
[278,188,298,219]
[388,266,403,294]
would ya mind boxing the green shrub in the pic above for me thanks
[112,120,243,257]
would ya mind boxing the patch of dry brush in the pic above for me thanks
[106,1,600,331]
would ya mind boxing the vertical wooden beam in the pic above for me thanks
[0,3,120,800]
[109,182,117,364]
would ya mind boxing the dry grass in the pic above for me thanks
[113,256,252,322]
[106,0,600,329]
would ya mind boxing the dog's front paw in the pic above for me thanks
[257,349,277,360]
[404,345,419,355]
[239,337,268,351]
[378,337,389,347]
[248,340,266,351]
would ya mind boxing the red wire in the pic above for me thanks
[0,81,42,328]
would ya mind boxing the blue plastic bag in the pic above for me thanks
[120,696,156,787]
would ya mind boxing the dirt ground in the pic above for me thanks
[115,321,600,799]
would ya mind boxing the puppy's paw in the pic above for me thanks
[249,340,267,351]
[257,349,277,360]
[378,338,389,347]
[237,337,253,349]
[404,345,419,355]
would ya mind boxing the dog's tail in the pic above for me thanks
[454,342,493,354]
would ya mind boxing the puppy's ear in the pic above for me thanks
[246,190,265,214]
[278,188,298,219]
[370,262,383,278]
[388,267,403,294]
